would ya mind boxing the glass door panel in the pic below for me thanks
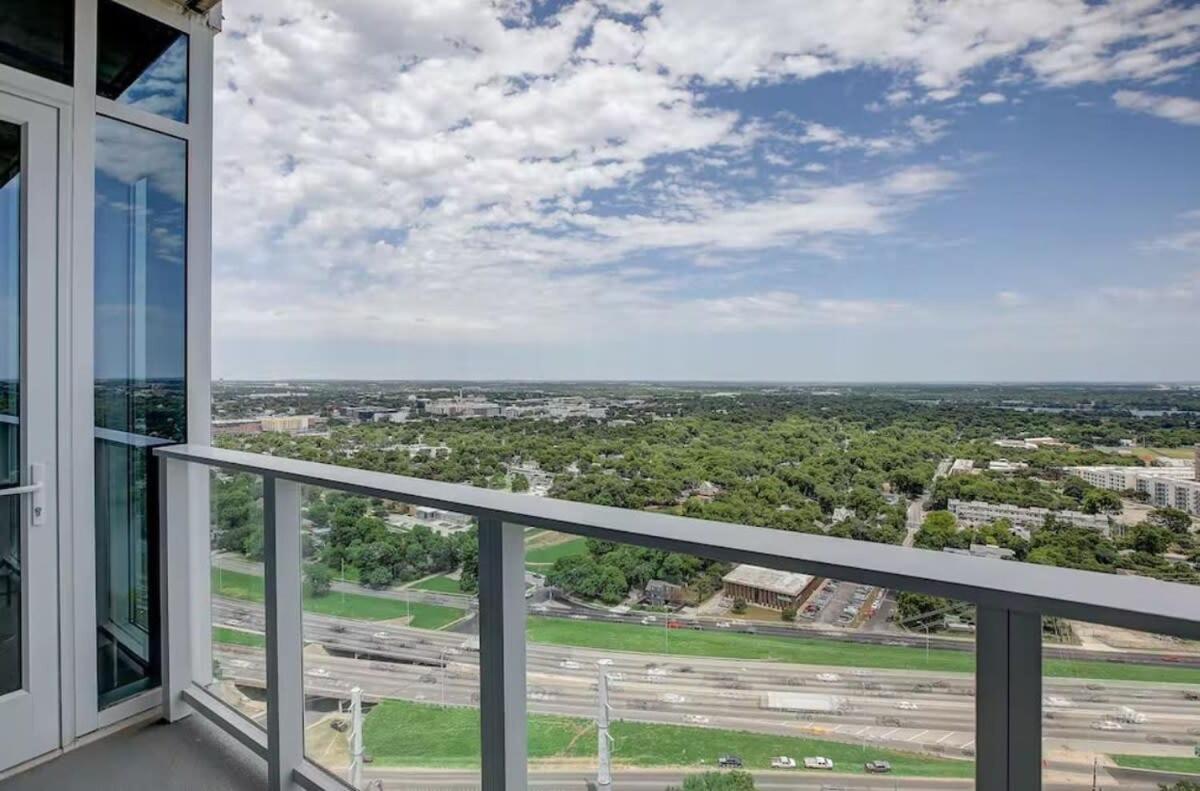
[0,91,59,771]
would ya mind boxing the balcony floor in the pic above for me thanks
[0,713,265,791]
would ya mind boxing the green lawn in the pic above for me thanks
[211,568,466,629]
[1111,754,1200,774]
[524,537,587,566]
[212,626,266,648]
[411,574,465,594]
[363,699,972,776]
[527,617,1200,685]
[1147,447,1197,460]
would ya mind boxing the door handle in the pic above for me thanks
[0,463,46,525]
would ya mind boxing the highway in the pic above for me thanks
[212,598,1200,761]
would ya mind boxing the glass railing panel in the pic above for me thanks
[297,484,479,789]
[524,533,977,788]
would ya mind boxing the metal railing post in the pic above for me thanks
[158,455,192,722]
[264,476,305,791]
[976,606,1042,791]
[477,518,528,790]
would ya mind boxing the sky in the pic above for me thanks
[210,0,1200,382]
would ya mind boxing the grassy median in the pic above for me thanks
[212,626,266,648]
[211,568,466,630]
[527,617,1200,685]
[363,699,973,776]
[1111,754,1200,774]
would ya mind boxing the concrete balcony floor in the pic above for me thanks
[0,713,264,791]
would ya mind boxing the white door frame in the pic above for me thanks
[0,90,62,772]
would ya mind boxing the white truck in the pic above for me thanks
[802,756,834,770]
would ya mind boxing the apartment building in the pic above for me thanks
[947,499,1114,535]
[1070,460,1200,516]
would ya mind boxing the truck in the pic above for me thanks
[802,756,833,769]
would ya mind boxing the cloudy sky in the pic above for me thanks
[211,0,1200,382]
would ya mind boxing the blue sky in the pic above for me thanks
[210,0,1200,381]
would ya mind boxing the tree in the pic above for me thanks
[668,770,756,790]
[781,604,797,622]
[1124,523,1172,556]
[1150,507,1193,535]
[511,473,530,493]
[731,596,747,614]
[1160,783,1200,791]
[304,564,334,597]
[1081,488,1122,515]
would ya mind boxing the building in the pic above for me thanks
[426,397,502,419]
[1068,463,1200,516]
[212,418,263,436]
[414,506,472,526]
[259,415,317,434]
[948,499,1114,535]
[988,460,1028,473]
[644,579,684,607]
[721,564,820,610]
[949,458,976,475]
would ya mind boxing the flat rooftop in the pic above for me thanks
[721,564,813,596]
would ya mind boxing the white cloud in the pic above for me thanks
[978,92,1007,105]
[1113,90,1200,126]
[209,0,1200,376]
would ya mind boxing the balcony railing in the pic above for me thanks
[154,443,1200,791]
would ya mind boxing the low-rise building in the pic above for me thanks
[212,418,263,436]
[988,459,1028,473]
[644,580,684,607]
[943,544,1017,560]
[949,458,976,475]
[1068,463,1200,516]
[721,564,820,611]
[948,499,1114,535]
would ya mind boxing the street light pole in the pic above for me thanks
[349,686,364,790]
[596,666,613,791]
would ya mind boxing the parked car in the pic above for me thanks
[865,760,892,773]
[718,755,743,768]
[770,756,797,769]
[801,756,833,769]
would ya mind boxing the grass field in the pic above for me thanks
[363,699,972,776]
[211,568,466,629]
[212,626,266,648]
[527,617,1200,684]
[524,537,587,566]
[1111,754,1200,773]
[411,574,465,594]
[1146,447,1197,460]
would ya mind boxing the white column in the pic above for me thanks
[264,477,304,791]
[976,606,1042,791]
[477,518,527,790]
[158,455,192,722]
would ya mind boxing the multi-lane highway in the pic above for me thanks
[212,598,1200,762]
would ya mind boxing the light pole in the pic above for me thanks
[596,666,613,791]
[348,686,364,790]
[440,648,448,709]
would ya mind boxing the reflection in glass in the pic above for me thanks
[0,120,20,697]
[94,116,187,707]
[0,0,74,85]
[97,0,189,123]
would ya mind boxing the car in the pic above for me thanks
[718,755,743,768]
[771,756,797,769]
[715,620,732,629]
[801,756,832,769]
[895,700,919,710]
[640,615,657,625]
[816,673,841,683]
[1091,720,1123,731]
[668,620,685,629]
[559,660,581,670]
[596,658,614,666]
[659,692,686,703]
[864,760,892,774]
[684,714,710,725]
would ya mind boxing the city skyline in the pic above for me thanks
[211,1,1200,381]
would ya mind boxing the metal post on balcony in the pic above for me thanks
[976,606,1042,791]
[159,455,193,722]
[477,517,528,790]
[263,476,304,791]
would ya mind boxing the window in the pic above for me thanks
[0,120,21,698]
[94,115,187,707]
[97,0,189,123]
[0,0,74,85]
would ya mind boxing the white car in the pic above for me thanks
[559,660,581,670]
[659,693,686,704]
[646,666,668,677]
[641,615,658,625]
[801,756,832,770]
[816,673,841,683]
[715,621,732,629]
[596,658,614,666]
[896,700,919,710]
[305,667,330,678]
[771,756,797,769]
[606,672,624,681]
[1091,720,1123,731]
[372,631,392,640]
[1042,696,1073,707]
[684,714,710,725]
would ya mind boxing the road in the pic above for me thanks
[212,598,1200,764]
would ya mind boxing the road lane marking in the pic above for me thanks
[906,729,928,742]
[936,731,955,744]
